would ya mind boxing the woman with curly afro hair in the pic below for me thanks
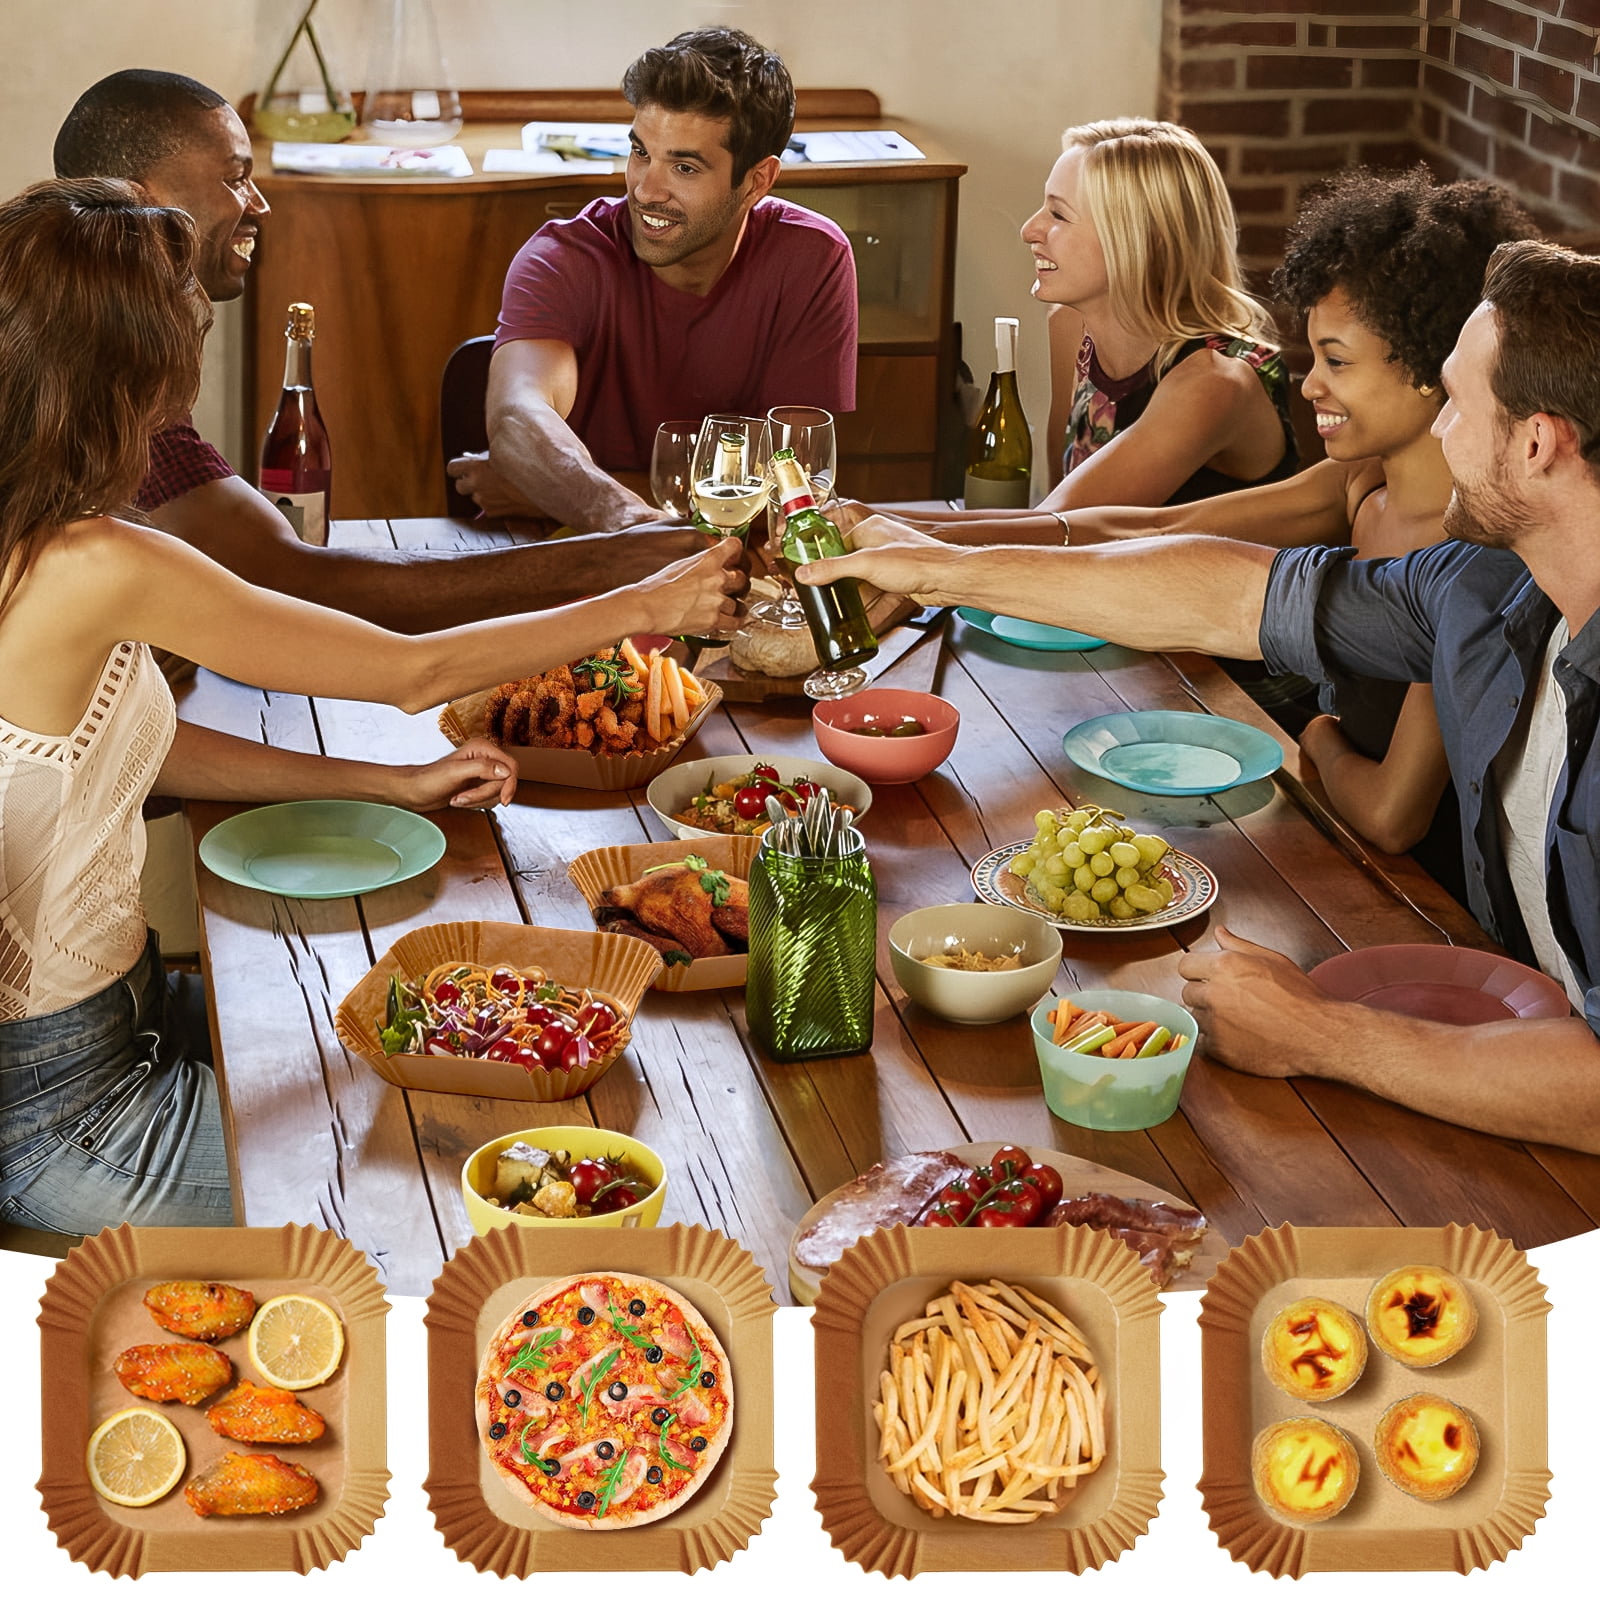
[1038,168,1539,891]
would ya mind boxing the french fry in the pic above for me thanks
[873,1278,1108,1524]
[619,637,652,679]
[644,653,665,745]
[662,654,690,731]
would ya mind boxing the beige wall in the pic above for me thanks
[8,0,1161,475]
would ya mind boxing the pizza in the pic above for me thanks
[475,1271,733,1529]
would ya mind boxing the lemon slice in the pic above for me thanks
[247,1293,345,1390]
[86,1407,186,1507]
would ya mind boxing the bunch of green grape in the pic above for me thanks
[1007,805,1174,922]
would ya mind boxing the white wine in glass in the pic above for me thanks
[678,414,770,647]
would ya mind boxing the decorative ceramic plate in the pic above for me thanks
[956,607,1107,652]
[971,840,1218,933]
[1308,944,1571,1025]
[198,801,445,899]
[1062,709,1283,796]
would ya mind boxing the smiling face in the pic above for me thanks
[136,105,267,303]
[1301,287,1442,463]
[1436,304,1532,549]
[625,104,762,284]
[1020,148,1110,312]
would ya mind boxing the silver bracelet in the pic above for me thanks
[1050,510,1072,544]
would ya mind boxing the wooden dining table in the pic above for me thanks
[177,517,1600,1299]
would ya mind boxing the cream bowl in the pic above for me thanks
[812,689,960,785]
[461,1125,667,1234]
[889,902,1063,1024]
[646,753,872,841]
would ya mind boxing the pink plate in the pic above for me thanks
[1308,943,1570,1025]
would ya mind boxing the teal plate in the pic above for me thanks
[199,800,446,899]
[1062,709,1283,796]
[956,607,1107,652]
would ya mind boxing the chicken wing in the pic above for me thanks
[183,1452,319,1517]
[114,1342,233,1406]
[600,865,730,957]
[206,1381,326,1444]
[143,1280,256,1342]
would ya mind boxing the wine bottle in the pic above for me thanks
[963,315,1032,509]
[259,302,333,545]
[770,449,878,672]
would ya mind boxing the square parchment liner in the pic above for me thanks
[811,1224,1163,1577]
[1199,1222,1550,1576]
[424,1223,776,1574]
[38,1222,389,1574]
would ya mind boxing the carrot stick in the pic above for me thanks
[1051,1001,1079,1046]
[1064,1011,1109,1041]
[1117,1022,1159,1053]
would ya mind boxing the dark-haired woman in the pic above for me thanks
[0,178,742,1236]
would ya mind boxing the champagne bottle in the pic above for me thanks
[963,315,1032,509]
[770,449,878,672]
[259,302,332,545]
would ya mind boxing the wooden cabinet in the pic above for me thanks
[242,90,965,517]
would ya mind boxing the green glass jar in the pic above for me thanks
[745,829,876,1061]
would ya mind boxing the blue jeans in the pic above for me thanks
[0,933,233,1233]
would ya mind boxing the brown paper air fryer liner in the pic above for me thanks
[38,1222,388,1575]
[333,920,663,1100]
[424,1222,776,1574]
[567,834,760,992]
[439,680,723,791]
[810,1224,1163,1576]
[1198,1223,1550,1576]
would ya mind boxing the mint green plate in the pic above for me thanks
[199,801,445,899]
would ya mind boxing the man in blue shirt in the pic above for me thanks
[799,239,1600,1153]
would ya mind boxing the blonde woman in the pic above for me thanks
[916,119,1297,527]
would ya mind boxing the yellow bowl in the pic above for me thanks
[461,1125,668,1234]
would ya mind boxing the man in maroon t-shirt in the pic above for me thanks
[51,69,712,631]
[449,28,858,535]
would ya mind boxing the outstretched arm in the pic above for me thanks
[480,339,657,534]
[1300,684,1452,855]
[153,721,518,811]
[150,475,708,628]
[795,515,1275,658]
[1179,928,1600,1153]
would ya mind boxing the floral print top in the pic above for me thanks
[1065,332,1298,504]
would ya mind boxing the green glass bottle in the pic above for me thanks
[770,449,878,672]
[963,315,1032,509]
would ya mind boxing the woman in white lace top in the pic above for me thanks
[0,179,745,1236]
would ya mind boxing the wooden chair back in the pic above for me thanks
[440,334,495,518]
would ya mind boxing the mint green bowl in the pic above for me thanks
[1031,988,1197,1130]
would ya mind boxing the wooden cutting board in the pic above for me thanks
[698,591,934,701]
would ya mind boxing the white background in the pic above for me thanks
[6,1230,1594,1593]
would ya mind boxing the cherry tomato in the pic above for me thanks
[570,1158,609,1204]
[592,1185,642,1215]
[999,1178,1043,1225]
[513,1045,540,1071]
[432,978,461,1007]
[733,783,775,820]
[920,1204,965,1228]
[989,1144,1031,1181]
[525,1001,563,1028]
[485,1037,523,1062]
[975,1200,1028,1227]
[561,1033,594,1074]
[575,1000,620,1037]
[791,779,821,803]
[1018,1162,1064,1209]
[488,966,522,993]
[534,1021,575,1068]
[750,763,780,783]
[934,1178,979,1222]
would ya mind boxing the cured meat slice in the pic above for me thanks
[793,1151,972,1272]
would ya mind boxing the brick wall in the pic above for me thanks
[1162,1,1600,287]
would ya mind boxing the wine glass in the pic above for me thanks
[649,420,700,519]
[677,414,771,646]
[751,406,836,630]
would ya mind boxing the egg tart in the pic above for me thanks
[1251,1417,1360,1525]
[1365,1265,1477,1368]
[1261,1297,1368,1402]
[1374,1393,1480,1502]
